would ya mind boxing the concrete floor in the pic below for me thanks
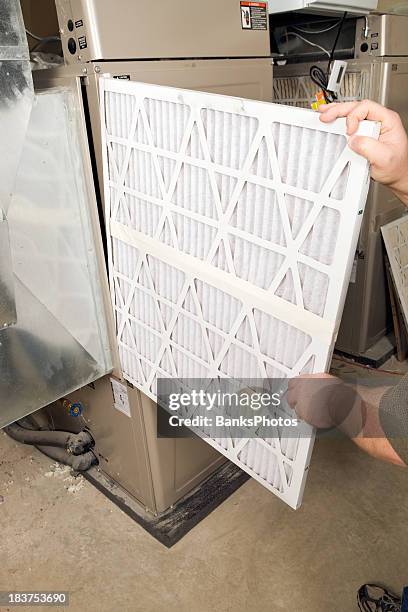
[1,407,408,612]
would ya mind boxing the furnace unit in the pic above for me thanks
[25,0,273,515]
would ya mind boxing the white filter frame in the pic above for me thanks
[100,78,377,509]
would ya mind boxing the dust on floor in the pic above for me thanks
[1,420,408,612]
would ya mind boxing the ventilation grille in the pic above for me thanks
[101,79,377,509]
[273,71,371,108]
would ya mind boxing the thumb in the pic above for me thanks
[348,135,389,167]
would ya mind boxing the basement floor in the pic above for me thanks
[1,357,408,612]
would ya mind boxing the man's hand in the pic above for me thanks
[319,100,408,206]
[288,374,406,466]
[287,373,363,433]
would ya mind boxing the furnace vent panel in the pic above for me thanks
[273,71,371,108]
[101,79,377,509]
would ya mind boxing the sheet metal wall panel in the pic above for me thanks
[101,79,377,509]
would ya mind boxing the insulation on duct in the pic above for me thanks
[0,0,34,214]
[0,0,34,330]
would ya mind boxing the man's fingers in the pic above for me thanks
[345,100,394,130]
[346,113,361,135]
[344,100,381,135]
[319,102,360,123]
[286,388,297,408]
[320,100,396,134]
[286,379,300,408]
[348,135,390,166]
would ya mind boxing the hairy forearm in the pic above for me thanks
[353,399,405,466]
[289,374,408,467]
[336,384,406,467]
[353,435,405,467]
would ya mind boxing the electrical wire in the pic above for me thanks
[309,12,348,104]
[284,31,331,58]
[310,65,334,103]
[292,21,342,36]
[30,37,61,53]
[328,11,348,73]
[25,28,47,41]
[25,28,61,51]
[310,65,329,91]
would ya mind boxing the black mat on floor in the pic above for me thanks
[84,462,249,548]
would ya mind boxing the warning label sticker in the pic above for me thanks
[240,2,268,31]
[78,35,87,50]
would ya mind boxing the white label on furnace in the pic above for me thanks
[111,378,131,417]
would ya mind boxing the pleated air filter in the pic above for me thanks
[101,79,377,509]
[382,216,408,332]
